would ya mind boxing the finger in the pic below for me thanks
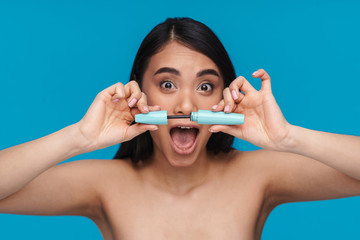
[102,82,124,95]
[209,125,244,139]
[229,76,257,97]
[252,69,272,93]
[211,99,225,112]
[223,88,234,113]
[136,92,149,113]
[98,82,125,102]
[229,80,245,103]
[124,80,142,108]
[111,83,126,102]
[148,105,161,111]
[229,86,245,104]
[124,123,159,142]
[130,105,161,117]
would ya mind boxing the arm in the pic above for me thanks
[283,126,360,181]
[210,69,360,192]
[264,126,360,204]
[0,81,158,216]
[0,125,86,200]
[258,149,360,204]
[0,159,103,217]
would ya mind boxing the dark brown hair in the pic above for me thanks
[114,17,236,163]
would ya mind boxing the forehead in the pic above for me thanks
[146,41,220,74]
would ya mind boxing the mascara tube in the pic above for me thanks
[135,110,244,125]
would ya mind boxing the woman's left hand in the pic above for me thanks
[210,69,292,151]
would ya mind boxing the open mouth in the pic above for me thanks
[169,125,199,155]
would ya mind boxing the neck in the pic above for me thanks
[144,147,217,195]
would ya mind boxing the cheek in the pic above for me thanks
[144,88,175,109]
[145,93,156,106]
[196,90,223,109]
[147,93,174,108]
[142,86,159,106]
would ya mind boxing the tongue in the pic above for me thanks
[171,128,197,149]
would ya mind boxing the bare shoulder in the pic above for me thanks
[56,158,140,203]
[224,148,280,173]
[68,158,138,185]
[220,149,277,190]
[76,158,136,172]
[63,158,139,217]
[228,148,309,172]
[230,149,360,205]
[57,158,135,178]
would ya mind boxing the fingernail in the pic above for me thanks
[209,128,219,133]
[112,98,119,103]
[212,105,218,110]
[231,90,238,100]
[143,106,149,112]
[128,98,137,108]
[224,105,230,112]
[253,71,259,76]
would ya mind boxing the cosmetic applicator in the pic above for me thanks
[135,110,245,125]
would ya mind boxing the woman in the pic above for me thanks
[0,17,359,240]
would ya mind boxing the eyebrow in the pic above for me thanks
[196,69,220,78]
[154,67,220,78]
[154,67,180,76]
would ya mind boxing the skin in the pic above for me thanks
[1,41,360,240]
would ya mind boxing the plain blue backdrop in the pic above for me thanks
[1,0,359,239]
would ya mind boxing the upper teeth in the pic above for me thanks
[178,126,192,129]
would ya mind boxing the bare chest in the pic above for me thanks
[97,180,267,240]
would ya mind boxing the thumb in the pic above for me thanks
[123,123,158,142]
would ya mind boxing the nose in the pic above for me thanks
[173,89,197,115]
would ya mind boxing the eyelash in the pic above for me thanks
[159,81,214,92]
[160,80,176,90]
[198,83,214,92]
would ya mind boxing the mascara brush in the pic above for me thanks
[135,110,244,125]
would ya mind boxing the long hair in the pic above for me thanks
[114,17,236,163]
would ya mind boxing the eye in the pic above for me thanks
[198,83,214,92]
[160,81,175,90]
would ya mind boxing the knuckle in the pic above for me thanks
[138,93,147,103]
[116,83,124,90]
[115,87,125,98]
[134,90,142,98]
[97,91,108,101]
[229,82,237,90]
[224,94,232,101]
[234,76,245,84]
[224,95,232,104]
[116,82,124,88]
[141,92,147,100]
[127,83,141,97]
[129,80,140,87]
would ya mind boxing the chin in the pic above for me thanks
[151,123,211,168]
[166,150,201,167]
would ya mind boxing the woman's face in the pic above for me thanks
[142,41,224,167]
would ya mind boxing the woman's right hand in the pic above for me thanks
[75,81,160,152]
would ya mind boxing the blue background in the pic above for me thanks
[1,0,359,239]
